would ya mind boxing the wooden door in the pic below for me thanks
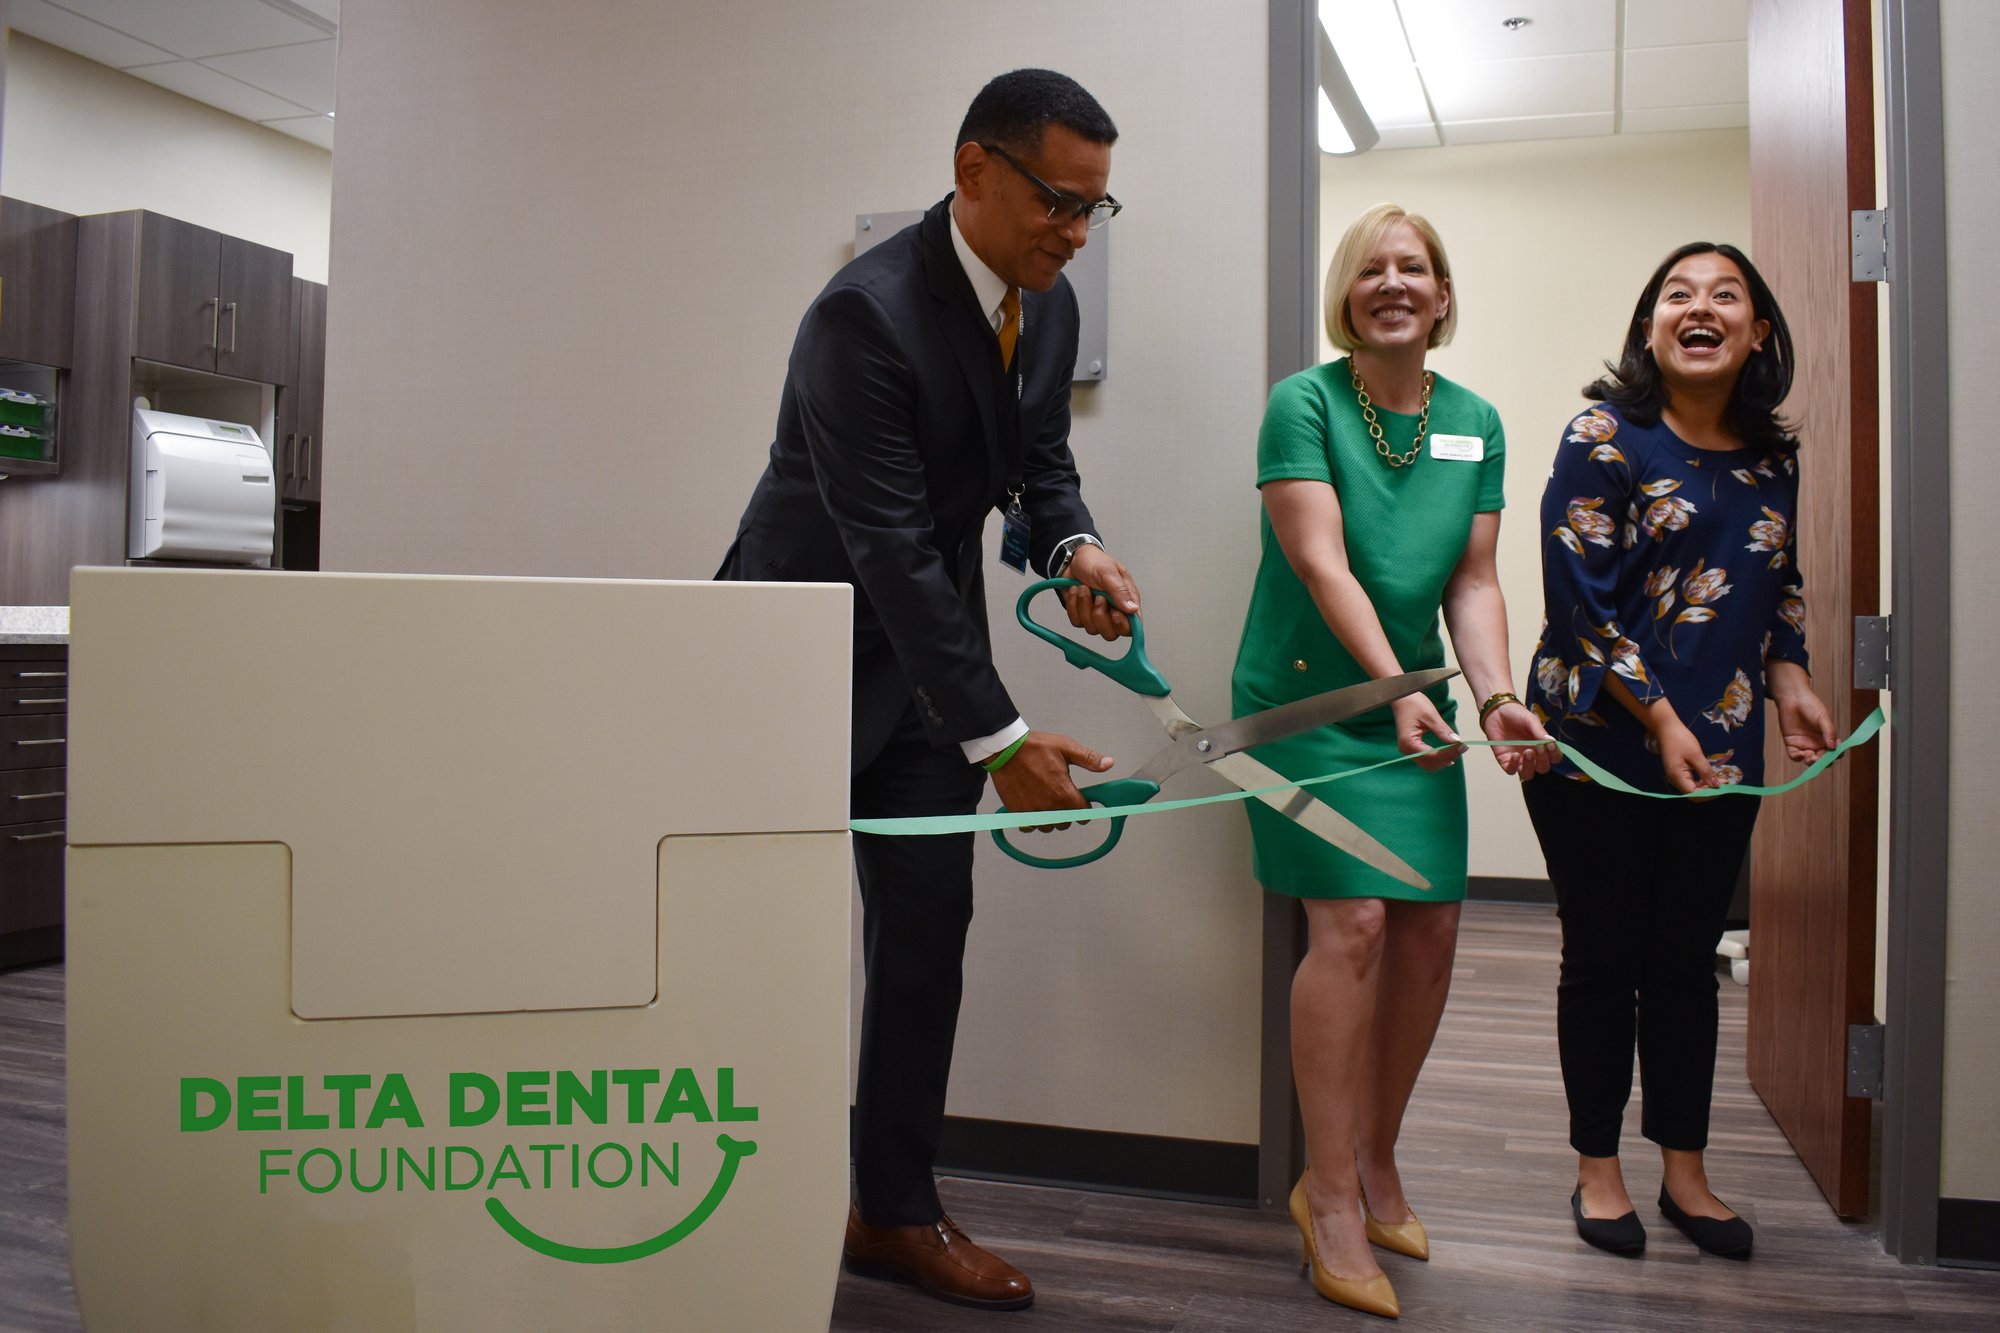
[217,235,295,385]
[134,212,221,373]
[1745,0,1880,1218]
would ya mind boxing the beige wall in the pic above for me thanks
[0,33,331,281]
[324,0,1272,1143]
[1320,129,1752,879]
[1939,0,2000,1203]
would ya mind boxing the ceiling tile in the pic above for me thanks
[1620,103,1750,134]
[1399,0,1615,63]
[56,0,328,60]
[125,58,313,120]
[202,37,335,113]
[1422,51,1614,122]
[260,112,334,150]
[1624,0,1748,48]
[5,0,178,67]
[1622,42,1748,110]
[1440,111,1616,146]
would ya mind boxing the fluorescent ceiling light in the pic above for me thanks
[1316,22,1378,154]
[1318,86,1356,154]
[1320,0,1435,131]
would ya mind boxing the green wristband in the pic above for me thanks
[980,736,1029,773]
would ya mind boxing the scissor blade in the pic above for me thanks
[1207,751,1431,890]
[1196,667,1458,759]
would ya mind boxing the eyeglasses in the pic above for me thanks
[980,143,1122,230]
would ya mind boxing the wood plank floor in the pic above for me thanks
[3,904,1994,1331]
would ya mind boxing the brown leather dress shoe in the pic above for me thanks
[842,1206,1034,1310]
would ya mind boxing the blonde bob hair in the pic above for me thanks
[1323,202,1457,352]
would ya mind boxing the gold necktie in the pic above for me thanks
[997,287,1020,370]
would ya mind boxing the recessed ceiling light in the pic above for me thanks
[1502,16,1531,30]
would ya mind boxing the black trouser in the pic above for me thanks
[848,704,987,1226]
[1523,775,1761,1158]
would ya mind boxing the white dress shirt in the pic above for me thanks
[945,208,1096,765]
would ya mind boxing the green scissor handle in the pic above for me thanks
[1014,578,1171,698]
[992,778,1161,869]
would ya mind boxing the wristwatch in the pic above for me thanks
[1050,534,1102,579]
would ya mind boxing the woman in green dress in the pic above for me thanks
[1232,203,1551,1318]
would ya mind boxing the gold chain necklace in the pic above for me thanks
[1350,363,1433,469]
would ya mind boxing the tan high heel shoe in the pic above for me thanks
[1364,1206,1430,1262]
[1289,1174,1400,1319]
[1357,1159,1430,1259]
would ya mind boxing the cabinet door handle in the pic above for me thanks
[303,436,313,481]
[225,301,239,352]
[10,792,63,801]
[11,697,64,706]
[9,830,64,842]
[16,672,66,680]
[206,297,220,350]
[10,738,63,748]
[285,433,297,479]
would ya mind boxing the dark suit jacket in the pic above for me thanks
[718,196,1097,765]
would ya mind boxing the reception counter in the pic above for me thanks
[64,568,853,1330]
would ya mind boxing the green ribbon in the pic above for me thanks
[848,707,1885,838]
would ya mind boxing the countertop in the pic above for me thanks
[0,606,70,645]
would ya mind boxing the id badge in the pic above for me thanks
[999,499,1031,573]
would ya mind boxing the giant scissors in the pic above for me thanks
[994,579,1455,885]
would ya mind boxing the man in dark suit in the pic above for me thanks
[717,69,1140,1311]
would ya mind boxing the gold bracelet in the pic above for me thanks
[1477,691,1521,725]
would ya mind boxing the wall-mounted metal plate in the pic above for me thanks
[856,211,1109,383]
[1848,1022,1885,1099]
[1852,208,1889,283]
[1854,614,1891,690]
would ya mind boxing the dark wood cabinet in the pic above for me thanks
[0,197,78,368]
[0,645,65,969]
[131,212,293,382]
[219,235,296,384]
[276,277,327,505]
[275,276,327,569]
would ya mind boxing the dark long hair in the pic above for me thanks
[1584,242,1797,452]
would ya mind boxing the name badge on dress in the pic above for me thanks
[1429,433,1484,462]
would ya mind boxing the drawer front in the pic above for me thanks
[1,713,65,770]
[0,685,66,717]
[0,659,68,694]
[0,767,64,827]
[0,818,64,934]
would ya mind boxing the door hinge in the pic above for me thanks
[1848,1023,1885,1099]
[1854,615,1891,689]
[1852,208,1889,282]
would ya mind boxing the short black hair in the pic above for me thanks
[1585,241,1798,453]
[955,68,1117,158]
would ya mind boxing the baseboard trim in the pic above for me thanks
[1938,1197,2000,1268]
[0,926,62,972]
[857,1110,1259,1206]
[1467,876,1554,905]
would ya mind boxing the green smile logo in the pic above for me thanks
[485,1133,757,1263]
[181,1066,759,1264]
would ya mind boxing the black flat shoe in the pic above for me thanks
[1658,1187,1753,1259]
[1571,1187,1645,1254]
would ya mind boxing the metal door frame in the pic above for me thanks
[1878,0,1950,1266]
[1258,0,1317,1212]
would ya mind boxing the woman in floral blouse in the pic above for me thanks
[1524,242,1837,1261]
